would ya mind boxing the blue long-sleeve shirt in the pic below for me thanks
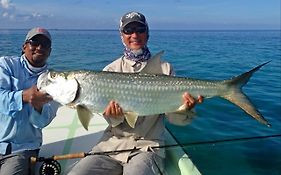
[0,55,59,154]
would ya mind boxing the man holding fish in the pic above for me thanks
[67,11,203,175]
[0,27,59,175]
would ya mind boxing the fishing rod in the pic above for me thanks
[32,134,281,175]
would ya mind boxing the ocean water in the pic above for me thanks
[1,29,280,175]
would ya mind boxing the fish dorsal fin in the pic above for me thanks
[140,50,164,74]
[124,111,139,128]
[76,104,93,130]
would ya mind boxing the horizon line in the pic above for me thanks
[0,28,280,31]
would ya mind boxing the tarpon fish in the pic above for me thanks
[37,53,271,130]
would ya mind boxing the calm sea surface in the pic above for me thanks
[1,29,280,175]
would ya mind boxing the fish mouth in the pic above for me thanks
[38,71,65,88]
[37,71,58,90]
[37,71,49,90]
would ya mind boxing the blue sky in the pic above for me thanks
[0,0,280,30]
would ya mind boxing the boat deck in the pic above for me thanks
[35,107,201,175]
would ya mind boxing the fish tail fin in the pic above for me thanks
[222,61,271,127]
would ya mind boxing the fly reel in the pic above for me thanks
[39,160,61,175]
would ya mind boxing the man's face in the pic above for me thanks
[121,22,148,50]
[22,34,51,67]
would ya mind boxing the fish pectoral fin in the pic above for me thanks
[76,105,93,131]
[175,104,196,116]
[124,111,138,128]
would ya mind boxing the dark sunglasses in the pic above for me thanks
[26,39,51,49]
[122,26,147,35]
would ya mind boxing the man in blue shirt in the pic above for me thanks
[0,27,60,175]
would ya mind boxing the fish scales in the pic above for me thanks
[73,71,223,115]
[37,61,271,130]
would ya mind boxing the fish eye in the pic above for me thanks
[50,73,58,79]
[51,74,56,78]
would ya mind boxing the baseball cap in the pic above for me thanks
[25,27,52,42]
[120,12,148,31]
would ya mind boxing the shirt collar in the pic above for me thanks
[121,55,148,72]
[20,55,48,76]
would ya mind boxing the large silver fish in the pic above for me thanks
[37,55,270,130]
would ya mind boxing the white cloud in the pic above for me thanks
[0,0,12,9]
[0,2,14,20]
[0,0,14,9]
[1,0,17,20]
[0,0,51,23]
[32,12,42,18]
